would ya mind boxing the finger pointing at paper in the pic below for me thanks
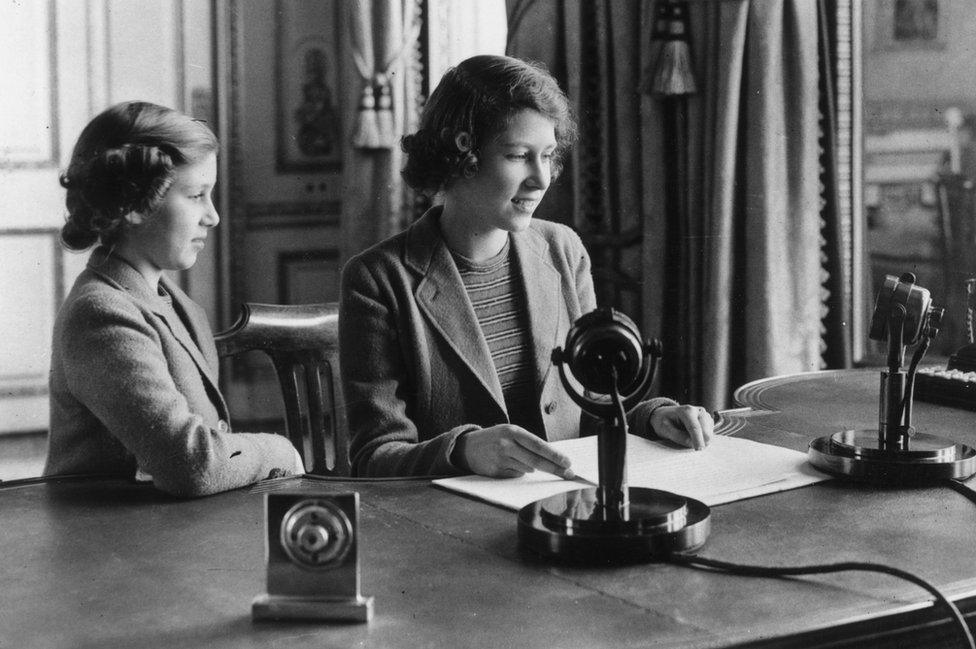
[648,404,714,450]
[452,425,576,480]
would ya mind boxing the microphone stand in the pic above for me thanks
[879,304,910,450]
[596,368,629,516]
[808,276,975,483]
[517,307,710,564]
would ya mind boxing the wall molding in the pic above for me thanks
[276,247,340,303]
[0,0,59,168]
[0,228,63,393]
[244,200,342,230]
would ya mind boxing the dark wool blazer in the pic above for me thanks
[44,249,301,497]
[340,207,674,477]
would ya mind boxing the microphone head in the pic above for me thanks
[564,308,645,395]
[869,273,941,345]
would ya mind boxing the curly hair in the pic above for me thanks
[59,101,218,251]
[401,55,577,197]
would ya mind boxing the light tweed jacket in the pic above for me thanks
[339,207,675,477]
[44,248,301,497]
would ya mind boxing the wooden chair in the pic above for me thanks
[214,302,350,476]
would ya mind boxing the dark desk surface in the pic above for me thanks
[3,369,976,649]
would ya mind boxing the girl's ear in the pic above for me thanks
[123,211,145,226]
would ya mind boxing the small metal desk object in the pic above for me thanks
[252,490,373,622]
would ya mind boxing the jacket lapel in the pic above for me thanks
[87,250,224,410]
[158,275,221,389]
[511,228,565,391]
[406,210,507,415]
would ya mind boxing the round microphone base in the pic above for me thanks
[517,487,710,564]
[808,429,976,484]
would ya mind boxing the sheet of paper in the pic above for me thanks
[432,471,592,511]
[433,434,829,511]
[574,434,828,506]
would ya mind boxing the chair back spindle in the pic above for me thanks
[213,303,349,476]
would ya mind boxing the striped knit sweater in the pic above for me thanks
[453,240,542,435]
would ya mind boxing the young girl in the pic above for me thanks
[340,55,713,478]
[44,101,303,496]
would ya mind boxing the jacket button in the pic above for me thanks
[217,420,229,433]
[544,401,557,414]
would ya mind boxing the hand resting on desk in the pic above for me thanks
[451,405,713,480]
[452,425,576,480]
[647,404,714,451]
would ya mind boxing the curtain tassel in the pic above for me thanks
[644,0,697,97]
[352,84,382,150]
[374,74,396,149]
[650,39,697,96]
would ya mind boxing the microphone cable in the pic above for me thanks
[944,478,976,507]
[666,552,975,649]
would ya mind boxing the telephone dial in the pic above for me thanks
[915,277,976,410]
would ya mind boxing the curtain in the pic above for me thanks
[341,0,423,262]
[508,0,842,410]
[818,0,854,370]
[685,0,824,408]
[507,0,653,332]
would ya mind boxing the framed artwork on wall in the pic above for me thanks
[875,0,946,51]
[275,0,342,173]
[277,248,340,304]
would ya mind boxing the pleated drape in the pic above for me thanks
[685,0,825,408]
[341,0,422,261]
[507,0,653,329]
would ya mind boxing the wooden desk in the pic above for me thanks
[3,369,975,648]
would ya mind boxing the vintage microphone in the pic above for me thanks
[517,307,710,563]
[808,273,976,483]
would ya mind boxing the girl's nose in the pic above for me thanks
[526,156,551,190]
[203,201,220,228]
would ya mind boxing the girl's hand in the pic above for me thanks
[649,404,714,450]
[453,425,575,479]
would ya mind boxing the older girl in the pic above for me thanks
[340,55,713,478]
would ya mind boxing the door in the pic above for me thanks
[0,0,215,435]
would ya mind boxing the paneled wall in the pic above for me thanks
[216,0,345,422]
[0,0,213,434]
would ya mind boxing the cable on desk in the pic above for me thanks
[667,554,975,649]
[943,478,976,508]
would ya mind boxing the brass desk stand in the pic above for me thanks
[252,491,373,622]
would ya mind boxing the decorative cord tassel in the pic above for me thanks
[352,84,382,149]
[644,0,697,97]
[651,39,697,96]
[374,74,396,149]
